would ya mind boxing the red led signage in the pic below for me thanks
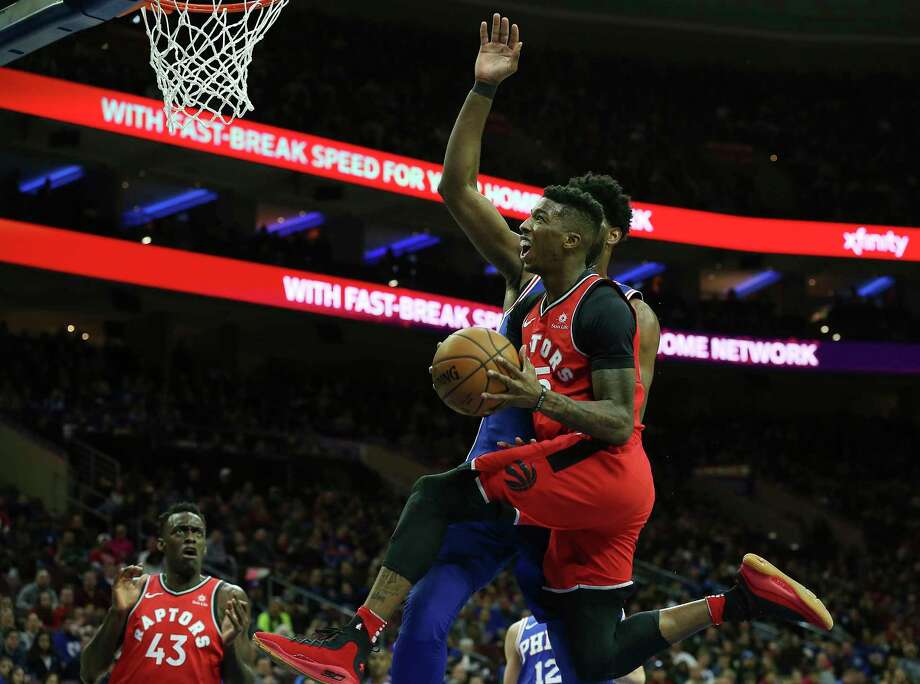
[0,68,918,261]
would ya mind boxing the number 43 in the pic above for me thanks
[145,633,187,666]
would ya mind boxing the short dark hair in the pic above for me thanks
[542,184,604,254]
[158,502,206,536]
[567,173,633,238]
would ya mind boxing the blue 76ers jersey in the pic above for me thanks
[516,616,560,684]
[512,611,625,684]
[465,276,641,463]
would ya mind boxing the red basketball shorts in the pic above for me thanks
[471,431,654,591]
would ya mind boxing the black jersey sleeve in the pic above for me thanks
[504,288,542,349]
[573,283,636,370]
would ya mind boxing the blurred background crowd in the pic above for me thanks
[0,323,917,683]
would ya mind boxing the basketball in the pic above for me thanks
[431,327,521,417]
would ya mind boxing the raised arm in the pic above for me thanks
[80,566,145,683]
[438,14,525,284]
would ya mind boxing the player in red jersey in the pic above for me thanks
[80,502,256,683]
[253,14,833,684]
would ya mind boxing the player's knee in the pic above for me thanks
[412,471,469,509]
[411,474,439,500]
[397,609,450,643]
[400,586,453,642]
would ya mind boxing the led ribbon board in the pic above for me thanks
[0,219,503,331]
[0,69,918,262]
[1,219,918,373]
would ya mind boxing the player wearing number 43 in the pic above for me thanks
[80,503,256,683]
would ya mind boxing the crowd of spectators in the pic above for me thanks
[1,323,917,521]
[0,448,916,683]
[0,323,471,470]
[11,6,920,228]
[0,323,918,683]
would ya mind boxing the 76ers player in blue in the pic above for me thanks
[390,17,660,684]
[505,616,646,684]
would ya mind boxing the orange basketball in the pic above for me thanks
[431,327,521,417]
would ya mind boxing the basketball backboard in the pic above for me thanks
[0,0,142,66]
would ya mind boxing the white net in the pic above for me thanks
[141,0,289,133]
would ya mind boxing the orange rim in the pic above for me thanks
[145,0,282,12]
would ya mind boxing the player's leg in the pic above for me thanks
[515,533,647,684]
[482,440,833,680]
[513,530,609,684]
[552,587,666,681]
[254,440,831,682]
[392,521,516,684]
[547,554,834,681]
[392,562,479,684]
[373,434,645,623]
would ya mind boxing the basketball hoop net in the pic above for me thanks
[141,0,289,133]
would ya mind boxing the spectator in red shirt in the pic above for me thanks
[105,524,134,564]
[50,586,75,630]
[86,534,115,568]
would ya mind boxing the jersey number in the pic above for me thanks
[535,366,553,392]
[145,633,187,667]
[535,659,562,684]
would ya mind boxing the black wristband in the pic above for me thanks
[472,80,498,100]
[533,386,548,413]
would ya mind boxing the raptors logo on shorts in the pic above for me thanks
[110,574,224,683]
[505,460,538,491]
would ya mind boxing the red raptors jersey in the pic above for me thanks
[522,272,644,442]
[110,574,224,684]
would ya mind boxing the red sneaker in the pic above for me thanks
[253,625,371,684]
[738,553,834,631]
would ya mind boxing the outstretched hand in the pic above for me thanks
[112,565,146,613]
[482,346,543,410]
[475,13,523,85]
[220,595,251,646]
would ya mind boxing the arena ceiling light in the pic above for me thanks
[364,234,441,264]
[265,211,325,237]
[611,262,666,285]
[122,188,218,227]
[733,270,782,298]
[18,164,84,194]
[856,276,894,298]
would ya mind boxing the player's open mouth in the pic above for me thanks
[182,548,198,558]
[520,239,532,259]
